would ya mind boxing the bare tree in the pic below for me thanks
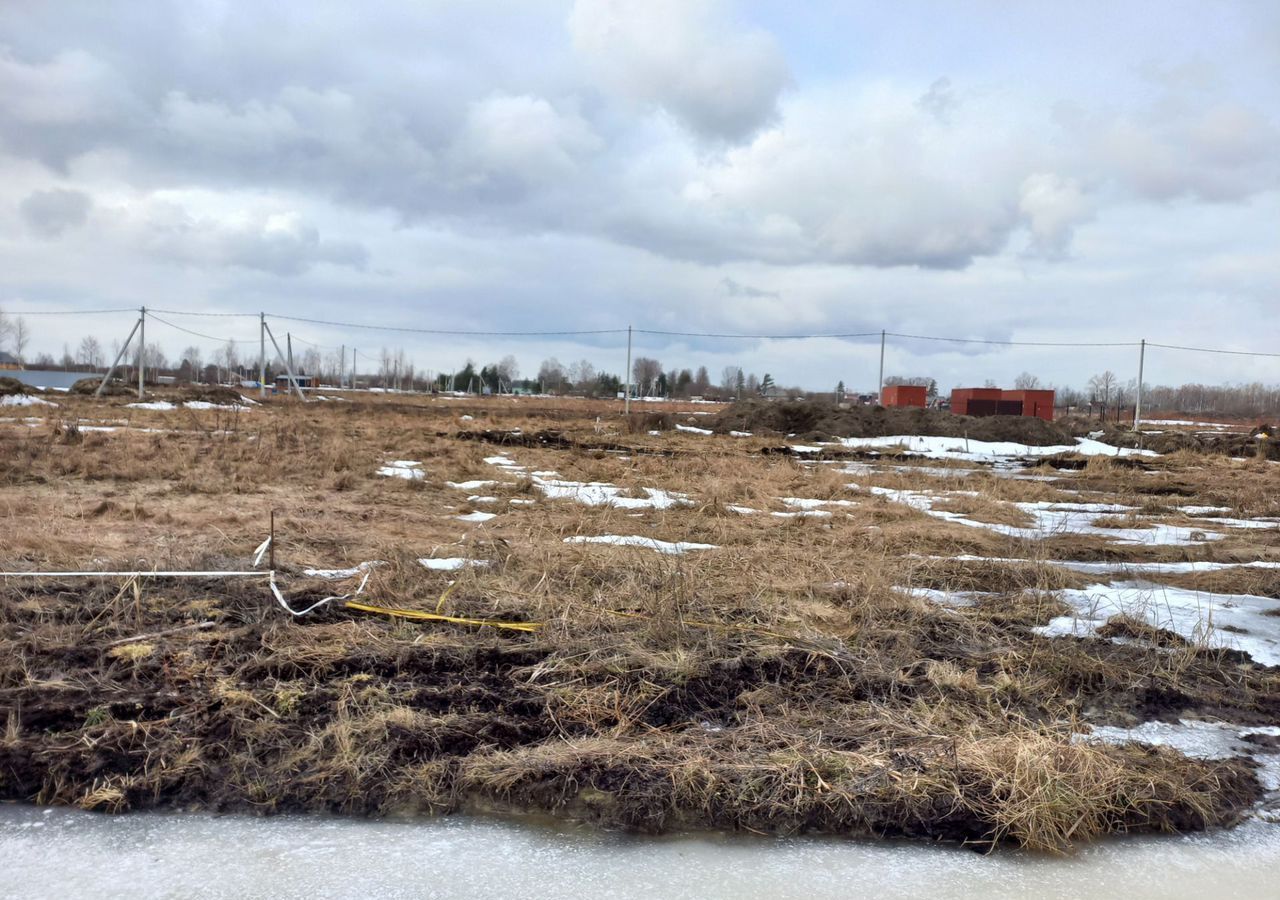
[0,307,12,350]
[537,357,566,393]
[720,366,742,395]
[568,359,596,389]
[180,345,203,372]
[497,354,520,385]
[1014,372,1041,390]
[693,366,711,396]
[77,336,104,368]
[12,317,29,364]
[631,357,662,396]
[1088,370,1118,407]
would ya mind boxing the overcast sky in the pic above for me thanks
[1,1,1277,391]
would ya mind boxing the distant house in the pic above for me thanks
[0,351,22,370]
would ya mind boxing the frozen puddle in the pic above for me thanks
[1037,581,1280,666]
[377,460,425,479]
[564,535,717,555]
[5,806,1280,900]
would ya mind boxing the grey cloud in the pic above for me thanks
[916,77,958,123]
[721,277,779,299]
[568,0,788,142]
[19,188,92,237]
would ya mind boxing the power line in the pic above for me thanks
[887,332,1139,348]
[147,313,257,344]
[4,308,137,316]
[634,329,882,340]
[268,312,627,337]
[149,308,258,318]
[1147,342,1280,359]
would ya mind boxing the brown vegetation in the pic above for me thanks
[1,391,1278,852]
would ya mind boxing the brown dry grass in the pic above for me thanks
[0,391,1276,852]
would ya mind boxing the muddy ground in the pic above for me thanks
[2,391,1278,852]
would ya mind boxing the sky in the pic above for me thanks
[0,0,1277,392]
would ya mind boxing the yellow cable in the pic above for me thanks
[344,600,541,632]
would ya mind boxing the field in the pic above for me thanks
[2,387,1280,853]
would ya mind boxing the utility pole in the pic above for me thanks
[1134,339,1146,433]
[340,344,346,388]
[624,324,632,416]
[137,306,146,399]
[259,313,266,399]
[287,333,293,379]
[877,329,886,404]
[97,313,143,398]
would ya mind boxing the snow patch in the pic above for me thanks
[563,535,718,555]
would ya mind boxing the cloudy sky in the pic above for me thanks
[1,0,1277,391]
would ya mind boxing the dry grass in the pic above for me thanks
[0,391,1275,852]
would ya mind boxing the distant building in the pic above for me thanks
[880,385,927,408]
[275,374,316,391]
[0,351,22,370]
[951,387,1055,421]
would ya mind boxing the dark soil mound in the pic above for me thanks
[183,384,246,405]
[713,399,1076,446]
[1104,427,1280,460]
[71,376,131,396]
[0,376,30,396]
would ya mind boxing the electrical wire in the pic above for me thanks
[4,308,137,316]
[1147,342,1280,359]
[634,329,882,340]
[147,312,257,344]
[268,312,627,337]
[886,332,1139,348]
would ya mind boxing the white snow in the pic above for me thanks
[446,480,500,491]
[771,510,832,519]
[183,400,249,411]
[865,487,1222,546]
[780,497,859,510]
[0,395,56,407]
[456,511,497,523]
[419,558,489,571]
[377,460,425,479]
[126,401,177,411]
[676,424,713,435]
[726,505,758,515]
[730,431,753,438]
[532,476,691,510]
[563,535,718,555]
[831,434,1156,462]
[303,561,382,579]
[1036,581,1280,665]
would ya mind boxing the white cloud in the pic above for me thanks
[1019,173,1093,259]
[568,0,788,141]
[450,94,601,189]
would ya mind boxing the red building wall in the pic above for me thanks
[881,385,927,408]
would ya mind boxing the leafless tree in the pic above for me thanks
[77,336,104,368]
[12,317,29,363]
[497,354,520,384]
[569,359,596,389]
[1014,372,1041,390]
[180,345,203,372]
[631,357,662,396]
[538,357,566,393]
[720,366,742,395]
[1088,370,1118,407]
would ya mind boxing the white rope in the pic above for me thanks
[268,571,370,617]
[0,570,268,578]
[1,565,372,619]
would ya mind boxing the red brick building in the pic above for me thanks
[880,384,927,408]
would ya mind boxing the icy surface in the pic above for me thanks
[446,480,500,491]
[125,401,177,411]
[831,434,1156,462]
[4,806,1280,900]
[456,511,497,523]
[0,395,56,407]
[532,476,691,510]
[1036,581,1280,665]
[419,558,488,571]
[377,460,424,479]
[302,562,381,579]
[866,487,1224,546]
[676,424,714,435]
[564,535,717,555]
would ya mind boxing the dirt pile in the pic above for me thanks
[0,377,31,396]
[712,399,1077,446]
[70,376,131,396]
[182,384,248,405]
[1103,427,1280,460]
